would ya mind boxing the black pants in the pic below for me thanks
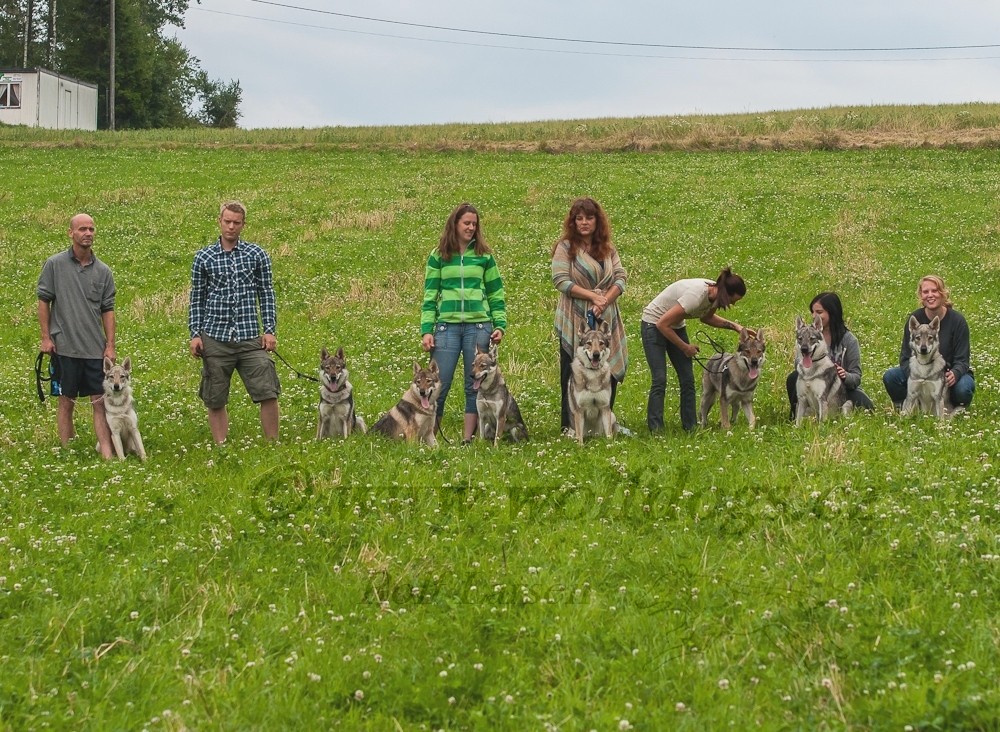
[641,321,696,432]
[560,348,618,430]
[786,370,874,419]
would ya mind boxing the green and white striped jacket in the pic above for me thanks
[421,242,507,336]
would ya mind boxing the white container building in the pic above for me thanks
[0,68,98,131]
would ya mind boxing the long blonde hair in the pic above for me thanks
[917,275,954,308]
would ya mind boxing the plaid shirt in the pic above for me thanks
[189,238,277,342]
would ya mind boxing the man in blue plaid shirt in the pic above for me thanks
[189,201,281,443]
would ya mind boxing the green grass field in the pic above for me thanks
[3,139,1000,730]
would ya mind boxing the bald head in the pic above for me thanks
[68,213,96,254]
[69,213,94,230]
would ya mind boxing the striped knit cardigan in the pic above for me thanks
[551,240,628,382]
[421,242,507,336]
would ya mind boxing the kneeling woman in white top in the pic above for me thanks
[641,268,752,432]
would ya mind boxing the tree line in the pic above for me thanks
[0,0,242,128]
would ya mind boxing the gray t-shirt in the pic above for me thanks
[37,248,116,359]
[642,278,715,329]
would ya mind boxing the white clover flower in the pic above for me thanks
[130,611,139,620]
[675,702,686,712]
[718,679,729,690]
[354,690,364,700]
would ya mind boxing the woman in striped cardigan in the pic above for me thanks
[551,197,628,434]
[421,203,507,442]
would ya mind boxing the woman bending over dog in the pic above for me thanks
[551,197,628,433]
[641,269,751,432]
[421,203,506,443]
[786,291,874,419]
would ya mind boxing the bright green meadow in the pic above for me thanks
[3,142,1000,730]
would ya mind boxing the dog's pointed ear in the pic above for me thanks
[429,358,439,375]
[738,327,748,343]
[122,357,131,373]
[908,315,920,333]
[757,329,765,344]
[475,343,484,355]
[579,320,590,336]
[600,320,611,336]
[795,315,805,330]
[489,343,498,359]
[103,356,114,374]
[812,313,823,331]
[321,347,329,361]
[930,315,941,332]
[336,346,345,360]
[413,360,421,376]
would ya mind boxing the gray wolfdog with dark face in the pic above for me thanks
[699,328,765,430]
[371,359,440,446]
[568,320,617,445]
[795,314,852,424]
[901,315,947,419]
[470,344,528,445]
[317,347,366,439]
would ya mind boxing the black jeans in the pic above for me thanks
[560,347,618,430]
[786,370,875,419]
[641,321,696,431]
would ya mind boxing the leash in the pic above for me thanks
[273,350,320,382]
[35,352,61,403]
[692,331,730,374]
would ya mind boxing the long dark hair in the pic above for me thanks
[553,197,613,260]
[439,203,491,262]
[810,291,847,349]
[711,267,746,310]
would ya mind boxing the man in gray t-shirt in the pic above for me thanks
[37,214,117,458]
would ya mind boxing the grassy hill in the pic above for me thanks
[3,102,1000,151]
[1,135,1000,729]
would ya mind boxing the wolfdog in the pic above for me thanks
[317,347,366,439]
[794,314,852,425]
[567,320,617,445]
[901,315,947,419]
[100,357,147,460]
[371,359,440,446]
[470,344,528,445]
[699,328,766,430]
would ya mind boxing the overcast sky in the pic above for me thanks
[176,0,1000,129]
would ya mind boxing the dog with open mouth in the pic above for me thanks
[794,314,852,424]
[699,327,765,430]
[317,347,366,439]
[371,359,440,446]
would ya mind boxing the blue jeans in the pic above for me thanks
[431,322,492,417]
[882,367,975,408]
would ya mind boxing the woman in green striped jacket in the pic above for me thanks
[421,203,507,442]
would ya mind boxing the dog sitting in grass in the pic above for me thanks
[371,359,440,446]
[470,344,528,445]
[794,314,852,424]
[901,315,948,419]
[101,357,147,461]
[317,347,366,439]
[567,320,617,445]
[699,327,765,430]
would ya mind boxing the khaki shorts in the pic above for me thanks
[199,334,281,409]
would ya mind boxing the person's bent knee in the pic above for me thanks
[951,375,975,407]
[882,367,907,404]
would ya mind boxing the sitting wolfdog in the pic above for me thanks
[699,328,765,430]
[101,357,147,461]
[794,314,852,424]
[317,347,366,439]
[470,344,528,445]
[371,360,440,446]
[901,315,948,419]
[568,320,617,445]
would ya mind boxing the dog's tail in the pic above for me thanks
[354,415,368,434]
